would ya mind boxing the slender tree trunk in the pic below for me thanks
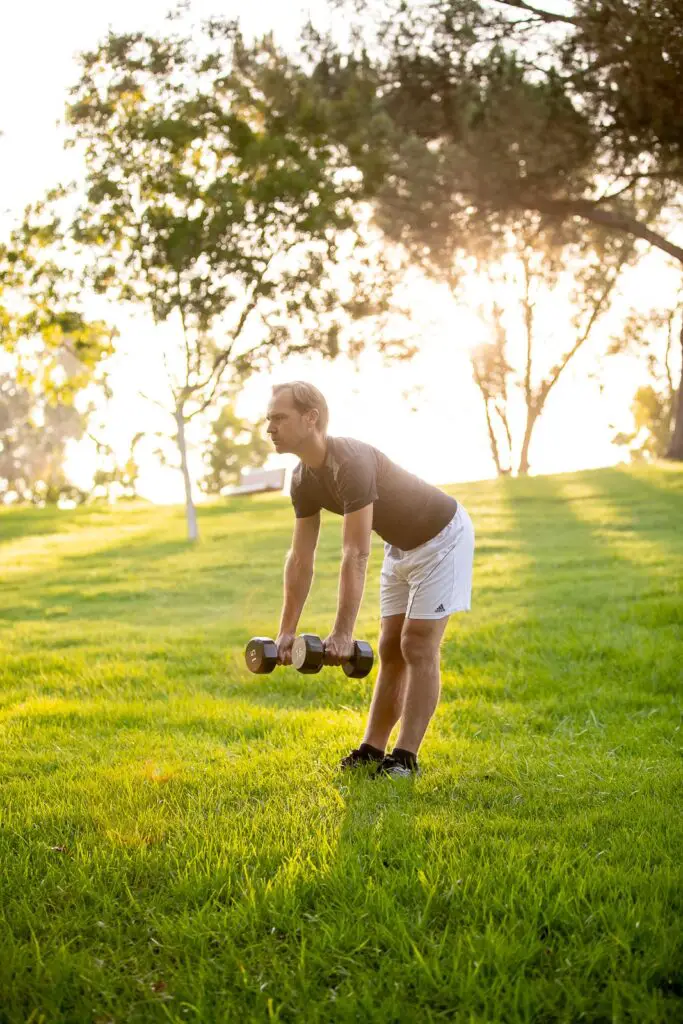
[666,321,683,461]
[483,399,504,476]
[518,405,540,476]
[472,366,510,476]
[175,407,198,542]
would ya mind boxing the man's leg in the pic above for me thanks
[394,616,450,755]
[361,614,407,751]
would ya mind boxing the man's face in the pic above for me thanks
[266,390,316,454]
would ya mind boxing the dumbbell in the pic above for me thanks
[292,633,374,679]
[244,637,279,675]
[244,634,374,678]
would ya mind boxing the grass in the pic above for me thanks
[0,463,682,1024]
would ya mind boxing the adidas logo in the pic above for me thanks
[434,603,446,614]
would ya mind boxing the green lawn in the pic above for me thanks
[1,465,682,1024]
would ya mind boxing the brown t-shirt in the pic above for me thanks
[290,436,458,550]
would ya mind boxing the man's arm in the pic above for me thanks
[324,503,373,663]
[277,512,320,663]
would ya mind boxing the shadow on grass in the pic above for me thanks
[497,472,662,608]
[0,501,162,549]
[0,525,289,625]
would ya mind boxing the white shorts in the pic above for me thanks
[380,505,475,620]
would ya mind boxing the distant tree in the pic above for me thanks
[63,17,403,541]
[471,292,514,476]
[615,386,675,463]
[612,298,681,461]
[0,207,114,507]
[87,432,147,502]
[200,404,271,496]
[0,204,114,402]
[470,220,635,475]
[0,374,88,506]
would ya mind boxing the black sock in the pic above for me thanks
[391,746,418,769]
[358,742,384,759]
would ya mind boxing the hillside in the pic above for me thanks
[1,465,682,1022]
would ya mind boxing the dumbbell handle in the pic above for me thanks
[292,633,374,678]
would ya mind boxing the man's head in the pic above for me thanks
[266,381,329,455]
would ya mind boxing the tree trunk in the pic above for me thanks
[518,405,540,476]
[666,321,683,461]
[483,399,504,476]
[176,407,199,542]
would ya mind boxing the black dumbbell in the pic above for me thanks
[245,637,279,674]
[291,633,374,678]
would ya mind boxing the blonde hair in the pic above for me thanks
[272,381,329,434]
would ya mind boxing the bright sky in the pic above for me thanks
[1,1,679,503]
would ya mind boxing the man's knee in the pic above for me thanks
[379,619,405,665]
[379,636,404,667]
[400,626,441,665]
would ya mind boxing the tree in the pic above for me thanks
[471,294,514,476]
[471,218,634,473]
[0,374,88,506]
[200,404,271,495]
[310,0,683,456]
[0,204,114,402]
[612,298,682,461]
[0,212,113,506]
[614,386,675,462]
[87,432,147,501]
[469,220,634,474]
[63,17,403,541]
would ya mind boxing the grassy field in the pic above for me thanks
[1,464,682,1024]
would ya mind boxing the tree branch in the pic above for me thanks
[138,389,171,413]
[186,240,300,420]
[492,0,577,25]
[539,265,621,406]
[520,253,535,410]
[476,383,503,475]
[533,197,683,264]
[497,395,511,456]
[595,171,676,205]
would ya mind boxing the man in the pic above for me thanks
[266,381,475,779]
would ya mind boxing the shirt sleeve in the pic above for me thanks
[290,472,322,519]
[336,454,379,514]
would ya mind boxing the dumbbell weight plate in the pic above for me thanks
[245,637,278,674]
[292,633,325,674]
[343,640,374,679]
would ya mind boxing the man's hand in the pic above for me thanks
[323,631,355,666]
[276,632,296,666]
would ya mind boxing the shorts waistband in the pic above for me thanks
[385,509,460,560]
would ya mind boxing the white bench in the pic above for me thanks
[223,467,286,496]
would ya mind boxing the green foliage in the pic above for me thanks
[0,466,681,1020]
[0,215,115,403]
[65,19,393,384]
[614,386,675,462]
[633,385,674,457]
[0,211,113,506]
[312,0,683,465]
[611,296,681,461]
[62,16,409,538]
[200,404,271,495]
[566,0,683,174]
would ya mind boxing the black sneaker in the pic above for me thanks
[374,754,420,779]
[339,746,385,770]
